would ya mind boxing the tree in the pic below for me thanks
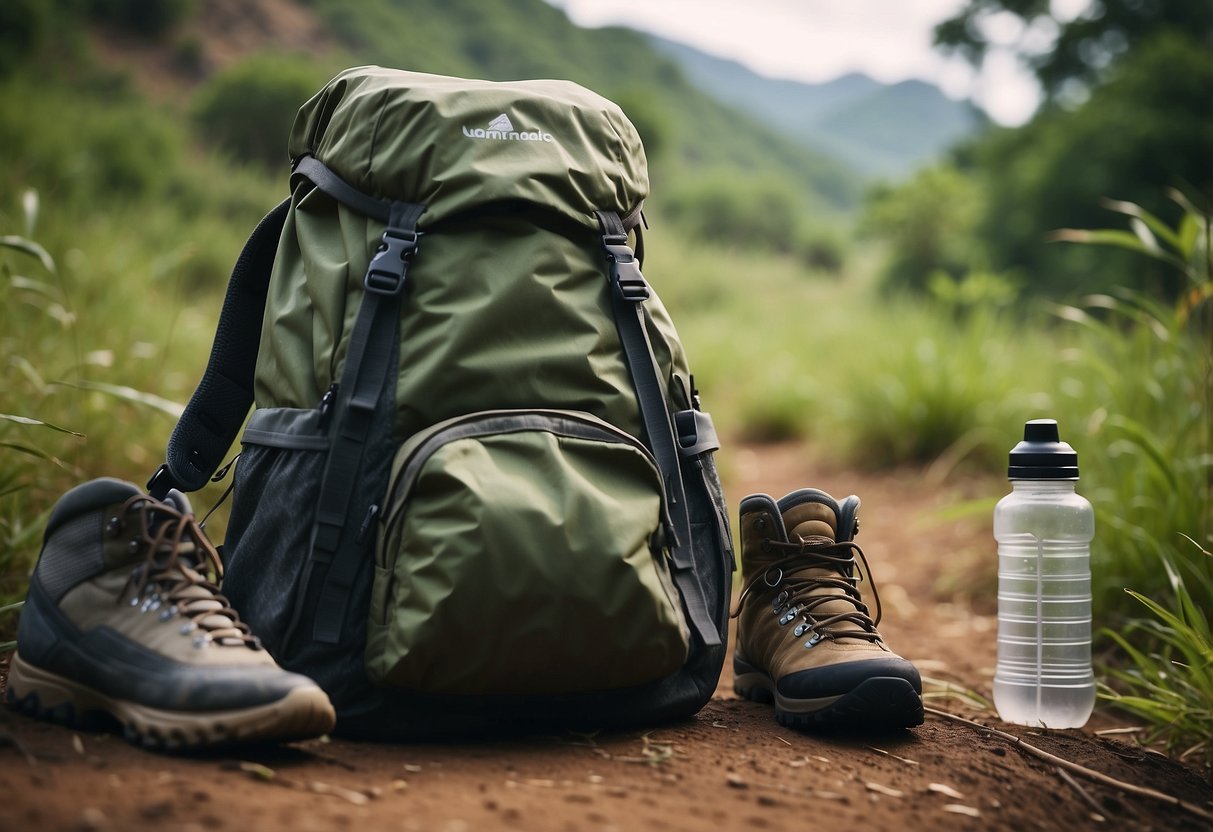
[964,33,1213,300]
[935,0,1213,103]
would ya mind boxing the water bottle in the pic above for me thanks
[993,419,1095,728]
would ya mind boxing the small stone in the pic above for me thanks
[726,773,747,789]
[79,807,107,831]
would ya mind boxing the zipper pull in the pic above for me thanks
[318,383,339,429]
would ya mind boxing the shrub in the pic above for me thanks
[661,169,809,256]
[193,55,327,169]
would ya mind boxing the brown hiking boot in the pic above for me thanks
[6,478,335,750]
[732,488,923,729]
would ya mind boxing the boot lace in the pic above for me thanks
[115,494,259,649]
[731,536,884,646]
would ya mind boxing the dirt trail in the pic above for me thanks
[2,441,1210,832]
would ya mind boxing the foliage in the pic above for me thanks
[662,170,811,257]
[0,76,185,203]
[1049,191,1212,618]
[1051,192,1211,757]
[860,163,985,293]
[934,0,1213,103]
[193,54,332,169]
[838,301,1052,470]
[1099,543,1213,772]
[1051,188,1212,327]
[958,34,1213,301]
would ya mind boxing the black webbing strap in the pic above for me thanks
[291,154,394,224]
[149,198,291,499]
[594,211,722,648]
[288,158,426,645]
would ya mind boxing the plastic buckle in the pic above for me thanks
[364,228,419,296]
[612,257,650,302]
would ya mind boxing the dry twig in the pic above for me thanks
[925,706,1213,824]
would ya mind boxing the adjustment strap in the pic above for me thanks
[595,211,721,648]
[300,192,425,645]
[292,154,394,224]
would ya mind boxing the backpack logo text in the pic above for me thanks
[462,112,554,143]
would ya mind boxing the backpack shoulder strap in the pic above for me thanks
[595,211,722,648]
[285,155,426,646]
[148,197,291,499]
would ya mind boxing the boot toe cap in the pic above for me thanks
[777,655,922,701]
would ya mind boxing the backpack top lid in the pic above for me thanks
[289,66,649,228]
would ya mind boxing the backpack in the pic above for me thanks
[148,66,734,738]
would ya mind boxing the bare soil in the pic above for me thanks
[2,441,1210,832]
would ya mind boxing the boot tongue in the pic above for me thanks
[782,501,838,545]
[780,500,867,637]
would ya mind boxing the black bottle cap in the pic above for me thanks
[1008,419,1079,480]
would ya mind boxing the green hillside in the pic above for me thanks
[649,35,985,179]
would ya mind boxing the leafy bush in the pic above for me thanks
[193,55,328,168]
[661,169,833,260]
[860,163,985,294]
[961,34,1213,302]
[0,77,184,202]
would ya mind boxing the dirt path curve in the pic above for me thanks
[2,441,1210,832]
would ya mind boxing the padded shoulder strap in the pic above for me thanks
[149,198,291,498]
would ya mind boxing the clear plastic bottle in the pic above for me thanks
[993,419,1095,728]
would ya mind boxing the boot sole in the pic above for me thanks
[5,654,335,751]
[734,666,924,730]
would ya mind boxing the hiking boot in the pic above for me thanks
[732,487,923,730]
[5,478,335,750]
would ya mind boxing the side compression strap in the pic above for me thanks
[149,197,291,499]
[595,211,722,648]
[288,157,426,645]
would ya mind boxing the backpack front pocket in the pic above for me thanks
[366,410,690,695]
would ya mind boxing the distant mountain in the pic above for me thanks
[649,36,986,179]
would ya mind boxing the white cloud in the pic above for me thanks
[547,0,1042,124]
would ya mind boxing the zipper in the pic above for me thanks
[380,409,663,545]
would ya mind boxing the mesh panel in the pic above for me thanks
[34,511,105,601]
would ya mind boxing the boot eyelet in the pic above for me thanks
[804,633,823,648]
[763,567,783,588]
[755,517,768,531]
[794,623,808,637]
[105,516,124,537]
[127,538,141,554]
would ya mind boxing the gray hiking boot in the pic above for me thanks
[732,488,923,730]
[5,478,335,750]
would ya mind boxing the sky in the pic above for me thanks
[546,0,1071,126]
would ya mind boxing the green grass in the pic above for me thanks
[1099,539,1213,770]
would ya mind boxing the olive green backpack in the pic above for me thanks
[148,66,733,738]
